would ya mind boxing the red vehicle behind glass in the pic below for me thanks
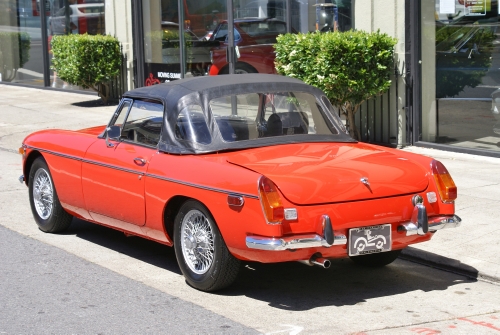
[208,18,291,75]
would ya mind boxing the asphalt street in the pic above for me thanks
[0,224,256,334]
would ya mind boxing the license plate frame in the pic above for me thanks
[348,224,392,257]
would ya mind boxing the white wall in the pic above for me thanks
[104,0,134,90]
[353,0,407,147]
[421,0,437,142]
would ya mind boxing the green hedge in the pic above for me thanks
[51,34,121,102]
[0,32,31,81]
[275,30,396,140]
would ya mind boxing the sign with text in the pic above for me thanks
[464,0,489,16]
[143,63,182,86]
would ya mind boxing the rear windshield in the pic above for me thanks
[209,92,339,142]
[237,21,286,37]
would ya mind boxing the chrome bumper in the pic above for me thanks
[399,215,462,236]
[246,208,462,251]
[246,233,347,251]
[246,215,347,251]
[18,175,25,183]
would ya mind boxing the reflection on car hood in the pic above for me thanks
[226,143,429,205]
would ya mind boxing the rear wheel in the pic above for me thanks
[219,63,258,75]
[174,200,240,291]
[349,249,402,267]
[28,157,72,233]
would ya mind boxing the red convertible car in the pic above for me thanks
[208,18,289,75]
[19,74,461,292]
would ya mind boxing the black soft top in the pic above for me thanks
[122,74,354,154]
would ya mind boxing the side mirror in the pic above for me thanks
[105,125,120,147]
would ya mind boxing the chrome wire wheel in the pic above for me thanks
[33,168,54,220]
[180,209,215,275]
[234,68,250,74]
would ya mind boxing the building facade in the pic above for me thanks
[1,0,499,157]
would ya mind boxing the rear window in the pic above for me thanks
[209,92,338,143]
[78,6,104,14]
[237,21,286,37]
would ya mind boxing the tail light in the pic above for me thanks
[258,176,284,224]
[431,160,457,203]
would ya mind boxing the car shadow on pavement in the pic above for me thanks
[221,258,477,311]
[71,99,119,108]
[62,218,182,275]
[61,218,477,310]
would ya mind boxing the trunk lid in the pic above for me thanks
[226,143,429,205]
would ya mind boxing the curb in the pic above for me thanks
[400,247,500,284]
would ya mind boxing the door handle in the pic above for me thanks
[134,157,147,166]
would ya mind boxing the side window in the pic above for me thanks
[213,24,228,41]
[111,100,131,128]
[175,104,211,145]
[121,100,164,147]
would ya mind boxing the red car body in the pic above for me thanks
[208,18,289,75]
[20,74,461,291]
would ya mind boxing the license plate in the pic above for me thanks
[348,224,392,257]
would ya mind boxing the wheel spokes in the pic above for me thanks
[181,210,215,274]
[33,168,54,220]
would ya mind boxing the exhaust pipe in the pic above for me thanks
[311,257,331,269]
[298,254,331,269]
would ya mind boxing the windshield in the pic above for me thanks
[209,92,339,142]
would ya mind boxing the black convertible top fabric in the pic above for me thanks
[122,74,355,154]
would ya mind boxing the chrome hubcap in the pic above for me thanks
[33,168,53,220]
[181,209,215,275]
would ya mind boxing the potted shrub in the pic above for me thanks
[51,34,121,104]
[275,30,397,140]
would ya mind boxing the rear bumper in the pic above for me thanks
[245,214,461,251]
[246,233,347,251]
[399,215,461,236]
[246,214,346,251]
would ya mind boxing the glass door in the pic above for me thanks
[421,0,500,153]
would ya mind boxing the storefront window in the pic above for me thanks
[142,0,225,85]
[0,0,43,86]
[0,0,104,88]
[141,0,352,84]
[421,0,500,153]
[48,0,105,89]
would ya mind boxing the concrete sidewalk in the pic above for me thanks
[1,84,499,283]
[400,146,500,283]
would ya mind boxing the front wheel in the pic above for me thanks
[28,157,72,233]
[174,200,240,292]
[349,249,402,267]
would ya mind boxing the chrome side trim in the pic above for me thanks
[399,215,462,236]
[25,145,259,200]
[84,159,144,176]
[246,233,347,251]
[24,146,81,162]
[147,174,259,199]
